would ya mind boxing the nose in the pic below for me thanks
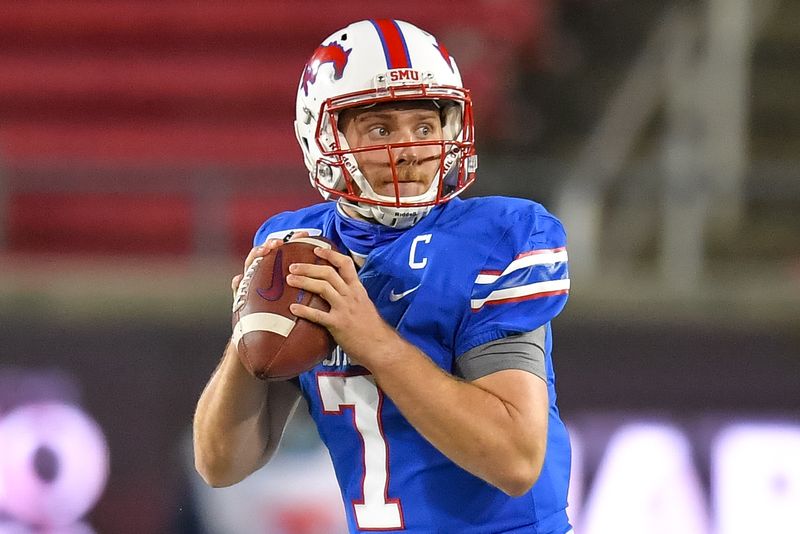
[391,128,421,166]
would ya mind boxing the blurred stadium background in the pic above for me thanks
[0,1,798,532]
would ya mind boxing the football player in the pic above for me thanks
[194,19,573,534]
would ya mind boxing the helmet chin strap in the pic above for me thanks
[337,192,435,229]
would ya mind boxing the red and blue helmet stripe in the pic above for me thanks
[369,19,412,69]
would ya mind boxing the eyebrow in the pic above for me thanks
[356,110,439,122]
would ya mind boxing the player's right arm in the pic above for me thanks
[193,240,303,487]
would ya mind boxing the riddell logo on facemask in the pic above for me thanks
[343,158,358,174]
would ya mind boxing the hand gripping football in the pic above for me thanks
[231,236,337,380]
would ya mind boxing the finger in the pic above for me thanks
[289,302,330,327]
[243,247,261,269]
[315,247,359,284]
[286,274,343,306]
[244,238,282,270]
[288,262,349,295]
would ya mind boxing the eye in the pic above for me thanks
[368,126,390,137]
[417,122,439,137]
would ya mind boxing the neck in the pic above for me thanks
[333,201,408,261]
[340,203,364,221]
[336,203,370,267]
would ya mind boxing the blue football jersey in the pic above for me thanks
[253,197,572,534]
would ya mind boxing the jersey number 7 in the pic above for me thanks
[318,373,405,530]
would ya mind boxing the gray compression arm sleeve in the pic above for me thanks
[454,326,546,382]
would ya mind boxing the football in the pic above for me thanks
[231,236,337,380]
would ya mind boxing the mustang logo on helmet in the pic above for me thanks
[433,39,454,73]
[301,42,352,96]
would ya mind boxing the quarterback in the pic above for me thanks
[194,19,573,534]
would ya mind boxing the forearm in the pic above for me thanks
[364,333,547,495]
[193,341,272,486]
[285,245,548,494]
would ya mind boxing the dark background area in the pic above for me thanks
[1,312,797,533]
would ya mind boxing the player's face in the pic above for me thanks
[339,102,444,197]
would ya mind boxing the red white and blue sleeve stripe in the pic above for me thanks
[470,247,570,311]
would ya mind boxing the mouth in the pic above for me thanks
[375,180,428,198]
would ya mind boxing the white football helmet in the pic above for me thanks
[294,19,477,228]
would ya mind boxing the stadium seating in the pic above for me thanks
[0,1,547,256]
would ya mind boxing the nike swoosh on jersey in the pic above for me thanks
[388,284,421,302]
[256,250,284,301]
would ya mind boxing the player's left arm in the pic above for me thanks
[287,246,551,497]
